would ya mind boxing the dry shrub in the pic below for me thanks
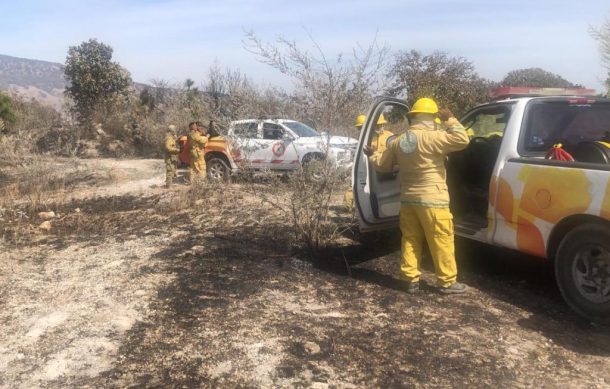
[35,126,84,156]
[0,134,27,165]
[0,157,118,243]
[0,160,81,216]
[241,162,350,261]
[0,157,65,242]
[10,98,63,133]
[155,178,230,215]
[288,163,348,257]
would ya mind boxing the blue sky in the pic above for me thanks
[1,0,609,91]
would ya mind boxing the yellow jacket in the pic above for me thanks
[188,129,208,160]
[164,134,179,160]
[371,128,393,154]
[371,118,469,207]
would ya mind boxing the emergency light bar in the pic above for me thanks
[491,87,596,100]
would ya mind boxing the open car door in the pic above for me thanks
[353,97,410,232]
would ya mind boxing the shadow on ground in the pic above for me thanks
[322,234,610,357]
[43,192,609,387]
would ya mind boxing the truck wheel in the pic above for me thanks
[207,157,230,181]
[555,224,610,324]
[302,154,325,181]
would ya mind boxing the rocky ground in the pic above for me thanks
[0,158,608,388]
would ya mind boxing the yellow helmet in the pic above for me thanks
[355,114,366,128]
[409,98,439,115]
[377,113,387,125]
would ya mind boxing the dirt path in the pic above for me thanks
[72,158,167,198]
[0,158,177,388]
[1,158,609,388]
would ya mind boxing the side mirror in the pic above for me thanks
[282,132,294,141]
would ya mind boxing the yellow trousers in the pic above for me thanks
[165,157,176,187]
[399,204,458,287]
[189,158,207,182]
[343,189,354,211]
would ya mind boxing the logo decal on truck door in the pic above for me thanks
[272,142,286,157]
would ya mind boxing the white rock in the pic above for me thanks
[304,341,321,354]
[38,211,56,220]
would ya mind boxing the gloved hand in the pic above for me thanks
[363,145,374,156]
[438,108,454,122]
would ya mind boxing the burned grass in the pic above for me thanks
[76,219,610,388]
[45,197,610,387]
[1,159,609,388]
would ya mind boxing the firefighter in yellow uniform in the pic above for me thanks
[187,121,208,182]
[343,114,394,211]
[343,114,366,210]
[355,114,366,129]
[164,125,179,188]
[370,113,393,154]
[366,98,470,294]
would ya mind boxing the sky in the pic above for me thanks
[1,0,609,92]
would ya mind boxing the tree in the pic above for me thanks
[244,30,389,133]
[0,92,16,133]
[138,79,173,115]
[184,78,197,92]
[64,39,132,129]
[181,78,206,119]
[139,87,156,112]
[204,60,227,115]
[591,16,610,92]
[203,60,257,120]
[500,67,580,88]
[388,50,492,117]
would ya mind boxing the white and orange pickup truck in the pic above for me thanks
[178,134,238,181]
[353,90,610,323]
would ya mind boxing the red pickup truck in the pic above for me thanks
[177,135,236,180]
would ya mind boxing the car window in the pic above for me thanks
[523,101,610,152]
[232,122,259,138]
[283,121,319,137]
[462,105,513,138]
[263,123,284,140]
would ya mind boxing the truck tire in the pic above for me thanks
[302,153,325,181]
[555,223,610,324]
[207,157,230,181]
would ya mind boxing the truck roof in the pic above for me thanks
[476,95,610,108]
[490,86,597,99]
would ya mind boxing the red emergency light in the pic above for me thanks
[491,87,596,100]
[567,98,596,104]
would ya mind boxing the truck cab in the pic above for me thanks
[227,119,357,171]
[178,134,238,181]
[353,93,610,323]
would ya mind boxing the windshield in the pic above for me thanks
[523,101,610,152]
[283,121,319,137]
[461,104,514,138]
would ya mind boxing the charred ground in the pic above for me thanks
[0,159,609,388]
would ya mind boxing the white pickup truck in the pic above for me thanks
[227,119,357,172]
[353,94,610,323]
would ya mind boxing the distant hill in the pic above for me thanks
[0,54,66,90]
[0,54,148,111]
[0,54,66,110]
